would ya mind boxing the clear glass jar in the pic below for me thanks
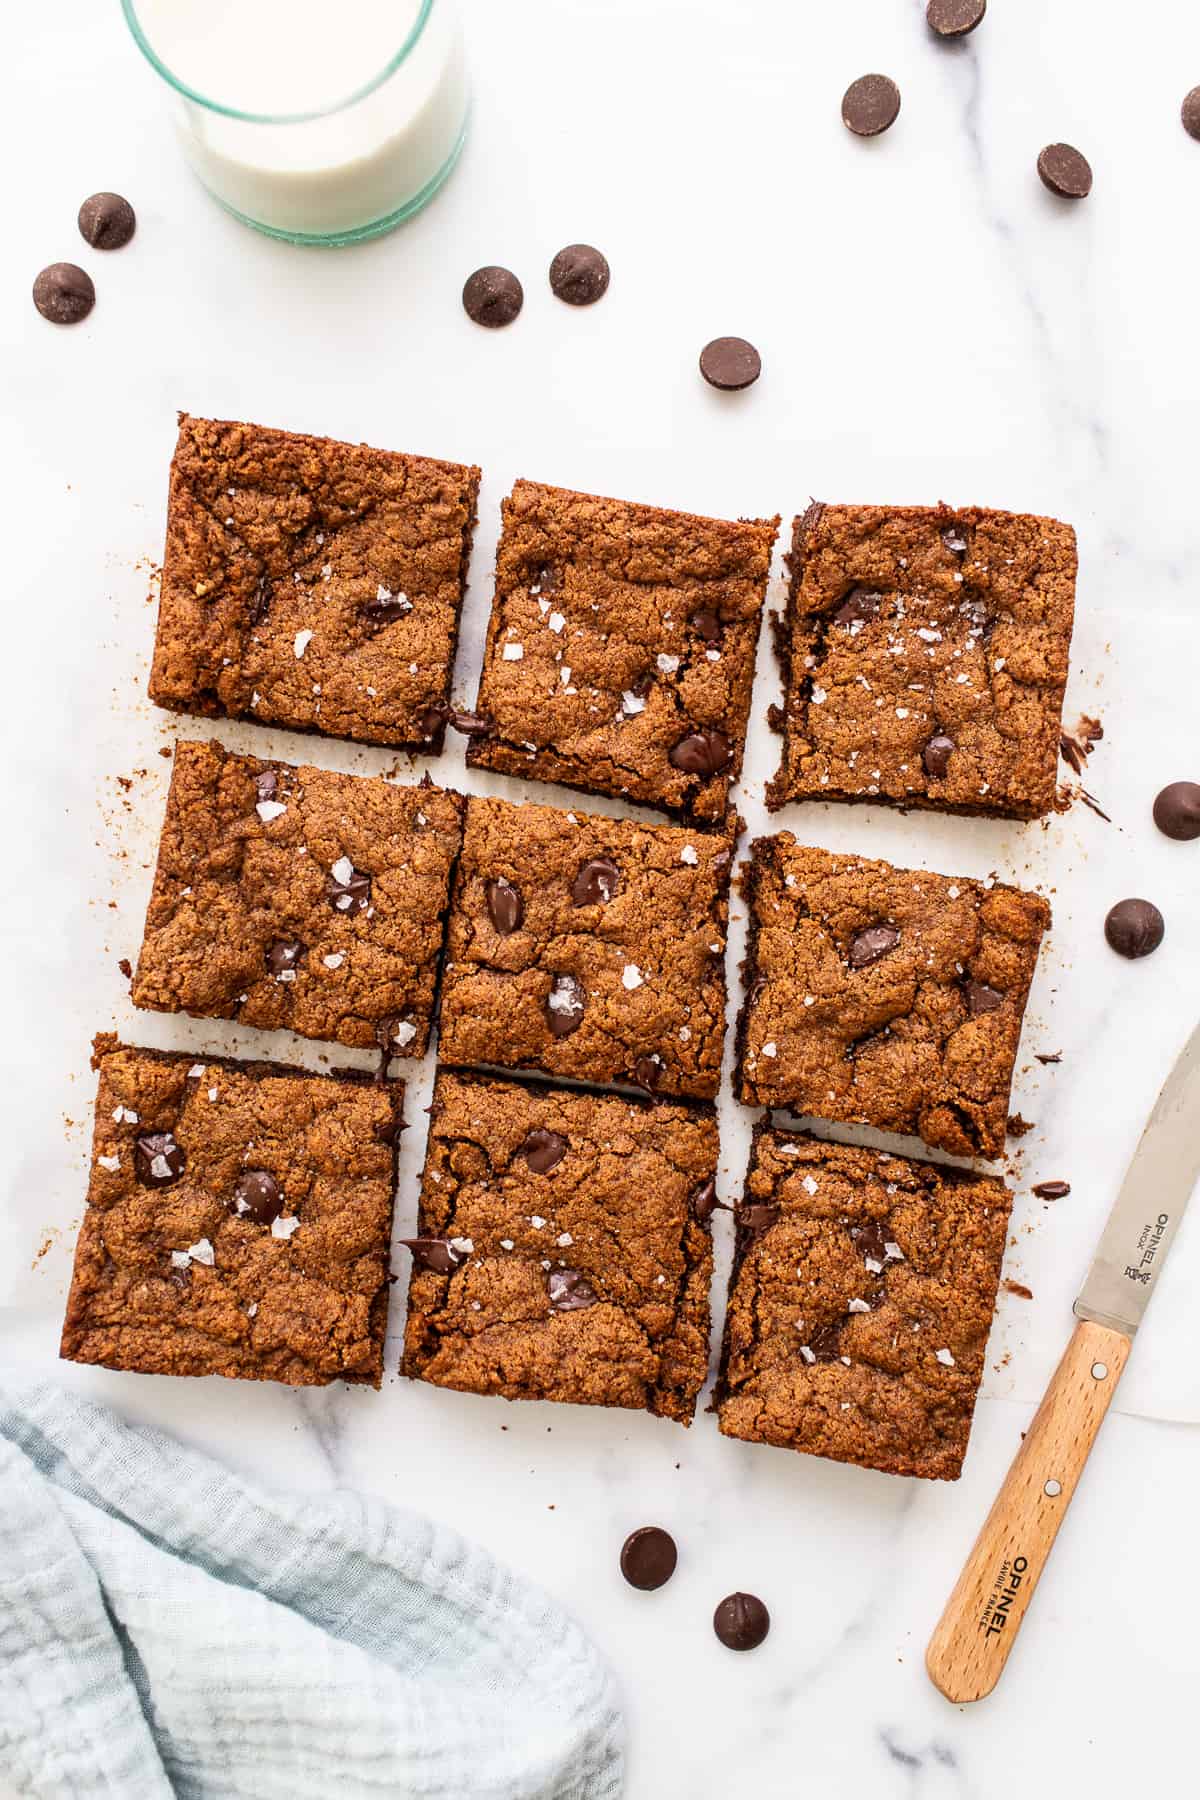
[121,0,469,246]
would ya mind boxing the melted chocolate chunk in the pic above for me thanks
[249,573,271,625]
[402,1236,470,1274]
[713,1592,770,1651]
[255,769,280,803]
[447,708,493,738]
[545,973,586,1036]
[266,940,302,979]
[326,863,371,914]
[231,1169,283,1224]
[691,607,723,643]
[632,1055,663,1094]
[669,728,732,778]
[940,523,969,554]
[1032,1180,1071,1200]
[689,1177,724,1223]
[134,1131,185,1187]
[620,1526,678,1591]
[738,1202,780,1238]
[964,979,1004,1015]
[833,587,882,628]
[548,1267,598,1310]
[486,876,524,934]
[804,1318,845,1361]
[848,923,900,969]
[361,589,413,628]
[571,857,620,905]
[519,1127,568,1174]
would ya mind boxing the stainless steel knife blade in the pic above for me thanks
[1074,1018,1200,1337]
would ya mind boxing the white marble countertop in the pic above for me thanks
[4,1,1200,1794]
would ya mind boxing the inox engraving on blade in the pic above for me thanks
[1075,1020,1200,1337]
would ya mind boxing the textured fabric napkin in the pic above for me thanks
[0,1382,623,1798]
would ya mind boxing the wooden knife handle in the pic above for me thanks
[925,1316,1131,1704]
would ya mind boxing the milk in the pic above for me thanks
[127,0,468,242]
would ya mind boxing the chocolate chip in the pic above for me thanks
[78,192,136,250]
[922,732,956,779]
[1183,87,1200,140]
[520,1127,568,1175]
[691,607,724,643]
[796,500,825,543]
[738,1203,780,1238]
[549,244,610,306]
[669,728,732,778]
[713,1592,770,1652]
[249,573,271,626]
[545,973,586,1036]
[699,337,761,391]
[964,979,1004,1014]
[1032,1180,1071,1200]
[486,876,524,934]
[1037,143,1093,199]
[632,1055,662,1094]
[848,924,900,969]
[926,0,986,36]
[417,703,450,741]
[327,863,371,914]
[232,1169,283,1224]
[833,587,882,628]
[462,265,524,327]
[571,857,620,906]
[620,1526,677,1591]
[134,1131,185,1187]
[266,940,302,978]
[941,524,969,554]
[255,769,280,803]
[33,263,95,324]
[689,1177,725,1224]
[402,1236,470,1274]
[1153,781,1200,841]
[1104,898,1164,960]
[841,74,901,137]
[548,1267,597,1310]
[447,708,493,738]
[361,590,412,628]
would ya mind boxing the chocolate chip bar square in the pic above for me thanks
[437,794,736,1100]
[767,503,1077,819]
[716,1125,1012,1480]
[149,414,480,752]
[736,835,1050,1158]
[401,1070,718,1421]
[466,479,779,821]
[132,740,463,1055]
[60,1037,403,1387]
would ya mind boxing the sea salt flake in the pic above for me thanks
[272,1215,301,1240]
[530,1215,547,1230]
[293,629,314,659]
[621,692,645,714]
[762,1040,777,1057]
[500,1238,514,1251]
[622,964,643,989]
[811,685,827,704]
[848,1298,871,1314]
[557,1232,573,1247]
[112,1106,139,1124]
[392,1020,417,1047]
[97,1154,121,1173]
[256,800,287,823]
[547,611,566,633]
[323,953,344,970]
[208,1088,218,1102]
[884,1241,904,1261]
[935,1347,956,1367]
[330,855,355,885]
[802,1175,818,1195]
[681,845,699,865]
[186,1237,215,1265]
[188,1065,205,1079]
[799,1345,816,1365]
[170,1249,191,1268]
[657,653,680,673]
[502,643,524,661]
[449,1236,474,1256]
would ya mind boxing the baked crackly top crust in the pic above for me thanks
[767,503,1077,820]
[468,478,778,822]
[60,1037,403,1388]
[717,1125,1011,1479]
[149,413,480,751]
[736,834,1050,1158]
[438,793,737,1100]
[132,739,463,1055]
[402,1070,717,1421]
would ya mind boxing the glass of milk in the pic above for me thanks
[121,0,469,245]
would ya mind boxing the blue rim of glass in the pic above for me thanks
[119,0,436,125]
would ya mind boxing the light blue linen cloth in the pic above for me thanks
[0,1383,623,1799]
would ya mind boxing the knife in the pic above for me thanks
[926,1018,1200,1703]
